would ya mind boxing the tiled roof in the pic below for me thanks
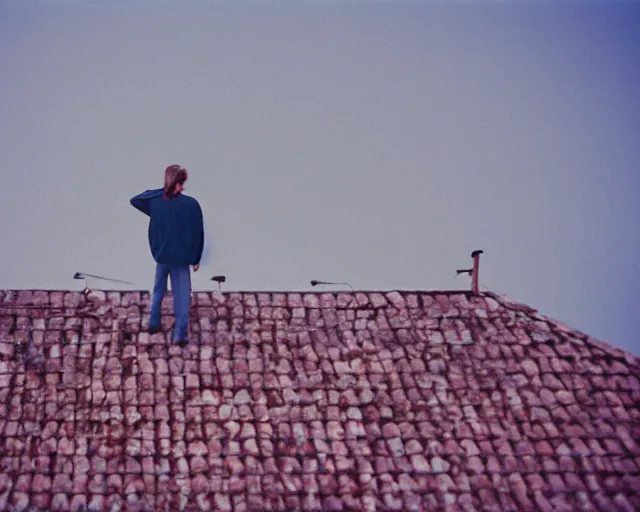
[0,288,639,511]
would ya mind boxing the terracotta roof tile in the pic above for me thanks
[0,289,639,510]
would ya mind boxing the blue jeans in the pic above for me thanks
[149,263,191,342]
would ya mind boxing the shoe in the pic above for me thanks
[148,326,162,335]
[174,339,188,348]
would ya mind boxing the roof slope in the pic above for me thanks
[0,289,639,511]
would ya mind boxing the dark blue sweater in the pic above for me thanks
[130,188,205,266]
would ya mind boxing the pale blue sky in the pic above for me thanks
[1,1,639,355]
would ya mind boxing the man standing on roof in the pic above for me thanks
[130,165,205,346]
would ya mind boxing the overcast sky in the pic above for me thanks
[1,1,638,355]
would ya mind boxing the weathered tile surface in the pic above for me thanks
[0,289,639,511]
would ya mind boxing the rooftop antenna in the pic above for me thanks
[310,280,353,291]
[455,250,483,294]
[211,275,226,291]
[73,271,136,294]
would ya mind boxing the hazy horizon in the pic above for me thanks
[1,1,639,355]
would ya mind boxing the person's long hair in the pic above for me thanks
[163,165,188,199]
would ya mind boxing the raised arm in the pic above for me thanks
[130,188,163,216]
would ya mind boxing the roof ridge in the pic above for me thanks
[483,289,640,365]
[2,288,638,359]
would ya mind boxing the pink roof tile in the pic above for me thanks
[0,288,639,511]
